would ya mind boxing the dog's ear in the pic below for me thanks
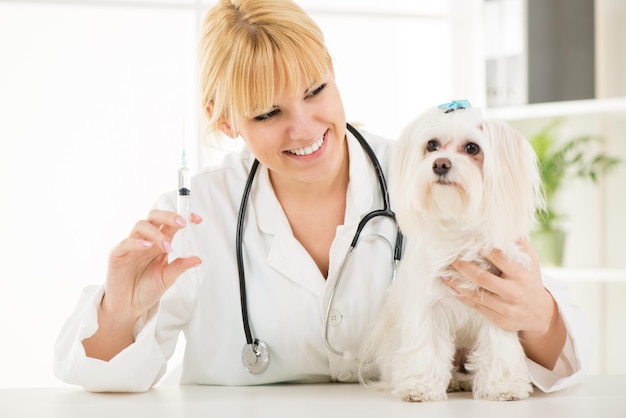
[480,120,545,240]
[391,117,425,237]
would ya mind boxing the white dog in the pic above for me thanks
[360,102,543,402]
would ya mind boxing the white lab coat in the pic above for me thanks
[54,129,592,393]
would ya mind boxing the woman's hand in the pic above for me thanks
[83,209,202,361]
[442,237,566,370]
[104,209,202,321]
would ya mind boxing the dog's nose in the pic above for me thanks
[432,158,451,175]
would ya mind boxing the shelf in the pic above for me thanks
[484,97,626,121]
[543,268,626,283]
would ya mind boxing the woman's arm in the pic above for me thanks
[81,294,139,361]
[517,290,567,370]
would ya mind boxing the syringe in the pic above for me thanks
[177,129,192,257]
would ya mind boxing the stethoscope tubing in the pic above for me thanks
[236,158,260,347]
[236,123,403,373]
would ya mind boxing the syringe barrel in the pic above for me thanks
[177,166,192,257]
[177,166,191,219]
[178,166,191,195]
[177,194,191,219]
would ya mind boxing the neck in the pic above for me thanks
[268,140,350,279]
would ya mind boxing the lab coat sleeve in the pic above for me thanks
[526,274,594,392]
[53,192,196,392]
[53,285,169,392]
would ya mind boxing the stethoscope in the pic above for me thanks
[236,123,404,374]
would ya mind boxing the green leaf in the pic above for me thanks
[530,120,622,231]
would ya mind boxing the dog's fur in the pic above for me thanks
[359,106,543,401]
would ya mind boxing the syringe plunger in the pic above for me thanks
[178,165,191,196]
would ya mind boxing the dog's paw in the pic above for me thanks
[472,381,533,401]
[392,385,448,402]
[447,372,472,392]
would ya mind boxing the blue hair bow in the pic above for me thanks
[438,99,472,113]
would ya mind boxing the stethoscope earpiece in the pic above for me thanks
[242,339,270,374]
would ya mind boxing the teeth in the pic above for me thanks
[287,136,324,156]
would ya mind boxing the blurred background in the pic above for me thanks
[0,0,624,387]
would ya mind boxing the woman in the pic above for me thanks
[54,0,590,392]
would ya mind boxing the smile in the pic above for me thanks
[286,135,325,156]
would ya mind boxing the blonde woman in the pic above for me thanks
[54,0,590,393]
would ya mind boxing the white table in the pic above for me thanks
[1,375,624,418]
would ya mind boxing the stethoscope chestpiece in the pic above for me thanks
[242,339,270,374]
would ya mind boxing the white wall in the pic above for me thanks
[0,1,201,387]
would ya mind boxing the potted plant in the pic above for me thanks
[529,119,621,266]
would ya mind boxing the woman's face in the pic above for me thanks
[227,72,347,188]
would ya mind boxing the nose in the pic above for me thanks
[287,105,316,140]
[432,158,451,175]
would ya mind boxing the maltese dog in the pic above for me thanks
[360,101,543,401]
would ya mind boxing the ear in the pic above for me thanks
[481,120,544,239]
[391,118,424,237]
[206,102,238,138]
[218,119,238,138]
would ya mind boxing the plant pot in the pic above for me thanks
[530,229,566,267]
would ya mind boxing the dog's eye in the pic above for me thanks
[465,142,480,155]
[426,139,439,152]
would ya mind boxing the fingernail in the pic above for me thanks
[442,275,452,282]
[175,216,186,227]
[163,240,173,253]
[141,240,153,248]
[192,213,202,222]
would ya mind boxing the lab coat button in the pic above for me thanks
[328,310,342,326]
[337,371,353,382]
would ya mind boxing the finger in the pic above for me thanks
[481,248,521,282]
[110,238,155,258]
[130,219,173,253]
[517,236,539,264]
[442,275,491,305]
[162,256,202,288]
[516,237,542,278]
[454,283,496,308]
[144,209,188,236]
[451,259,502,295]
[442,277,518,330]
[146,209,180,225]
[483,238,539,280]
[449,281,512,320]
[190,212,203,224]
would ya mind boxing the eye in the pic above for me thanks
[426,139,440,153]
[465,142,480,155]
[306,82,327,99]
[254,107,279,122]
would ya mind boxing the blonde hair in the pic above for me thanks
[198,0,332,133]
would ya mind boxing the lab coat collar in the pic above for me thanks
[251,165,325,295]
[252,162,289,236]
[344,128,376,225]
[248,131,377,295]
